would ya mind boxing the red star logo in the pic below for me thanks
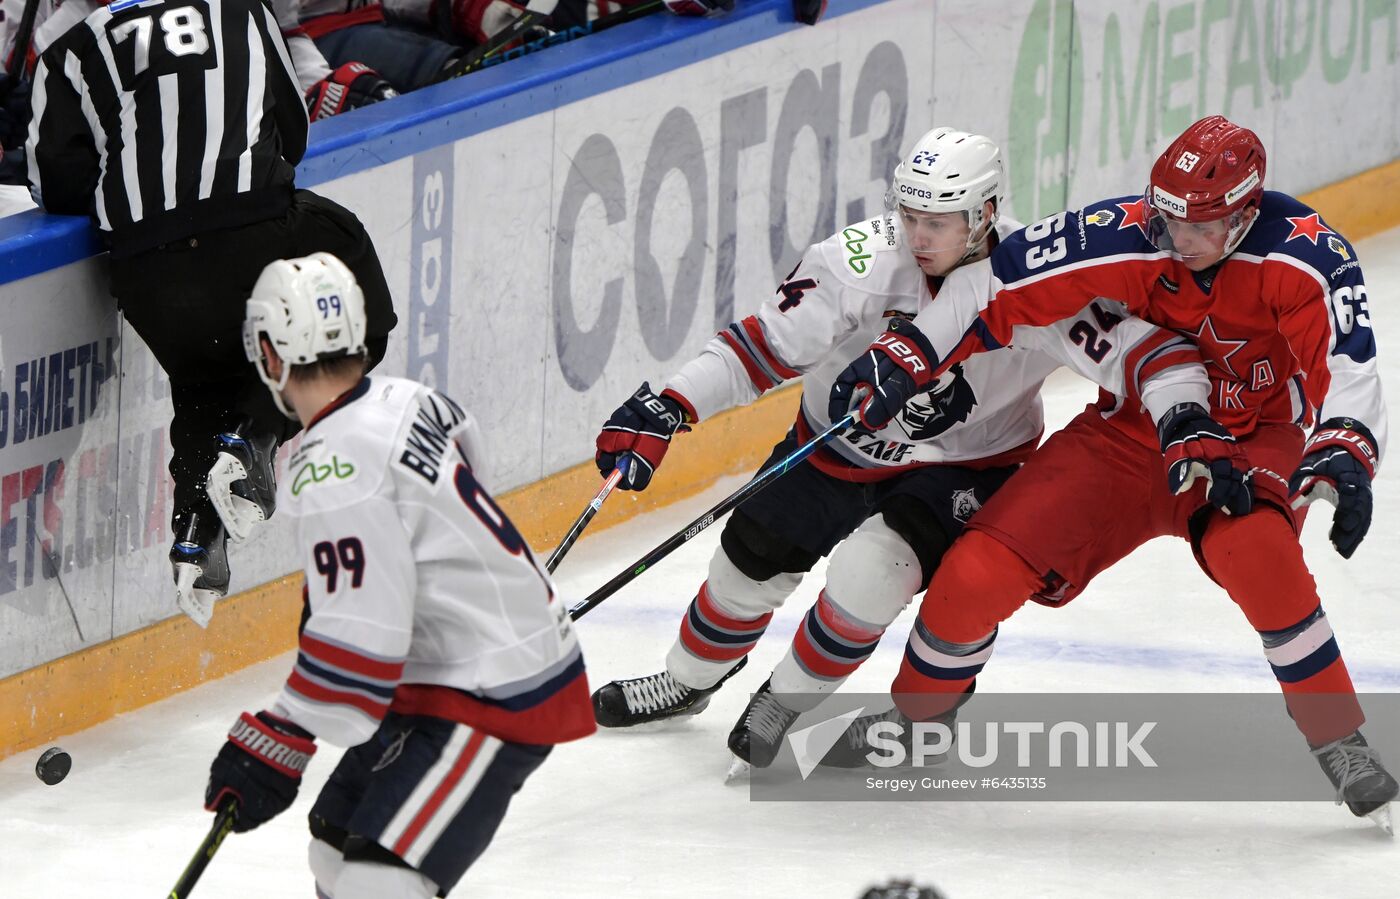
[1117,199,1150,235]
[1284,213,1332,245]
[1194,317,1249,379]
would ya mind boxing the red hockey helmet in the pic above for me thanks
[1145,116,1266,261]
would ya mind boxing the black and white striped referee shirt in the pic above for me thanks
[25,0,308,257]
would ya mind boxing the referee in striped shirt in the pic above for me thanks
[25,0,398,620]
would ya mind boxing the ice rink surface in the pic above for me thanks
[6,226,1400,897]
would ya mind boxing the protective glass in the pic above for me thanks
[1145,190,1248,264]
[891,203,976,255]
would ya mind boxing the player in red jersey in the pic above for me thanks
[826,116,1395,829]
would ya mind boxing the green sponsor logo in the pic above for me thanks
[1008,0,1083,225]
[1010,0,1398,223]
[843,226,873,275]
[291,454,357,496]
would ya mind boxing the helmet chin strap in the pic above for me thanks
[253,343,298,420]
[958,211,997,264]
[1219,205,1258,259]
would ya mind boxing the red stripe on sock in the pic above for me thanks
[679,617,753,661]
[695,582,772,633]
[814,591,883,643]
[792,625,861,679]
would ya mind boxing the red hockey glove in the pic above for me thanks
[205,711,316,832]
[1288,418,1378,559]
[450,0,527,44]
[664,0,732,16]
[595,382,689,491]
[1157,403,1253,517]
[305,63,398,122]
[828,317,939,433]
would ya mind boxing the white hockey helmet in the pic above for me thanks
[888,126,1005,255]
[243,252,368,418]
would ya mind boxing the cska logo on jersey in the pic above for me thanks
[1284,213,1333,245]
[1193,317,1249,379]
[896,363,978,441]
[1116,199,1151,236]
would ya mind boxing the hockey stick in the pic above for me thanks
[545,459,631,573]
[568,413,855,621]
[167,800,238,899]
[431,0,562,84]
[5,0,40,79]
[478,0,667,71]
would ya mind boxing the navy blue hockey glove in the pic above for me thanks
[793,0,827,24]
[1157,403,1253,517]
[306,63,398,122]
[0,74,32,150]
[1288,418,1377,559]
[828,318,939,433]
[205,711,317,832]
[663,0,732,16]
[595,382,690,491]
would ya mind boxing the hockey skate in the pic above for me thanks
[206,422,278,543]
[818,706,921,768]
[727,678,801,768]
[1311,731,1398,834]
[593,657,747,728]
[171,512,230,628]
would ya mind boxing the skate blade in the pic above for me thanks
[1366,803,1393,836]
[174,562,214,628]
[206,453,262,542]
[724,757,750,785]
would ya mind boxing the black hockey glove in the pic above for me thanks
[828,318,939,433]
[793,0,827,25]
[595,382,689,491]
[306,63,398,122]
[1288,418,1378,559]
[205,711,317,832]
[1157,403,1253,517]
[663,0,733,16]
[0,74,32,150]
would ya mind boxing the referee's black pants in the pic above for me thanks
[109,190,399,539]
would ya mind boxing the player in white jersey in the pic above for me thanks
[201,253,594,898]
[588,126,1211,767]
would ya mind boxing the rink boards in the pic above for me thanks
[2,0,1400,758]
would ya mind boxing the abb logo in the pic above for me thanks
[874,333,929,375]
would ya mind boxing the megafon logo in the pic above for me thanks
[1008,0,1082,224]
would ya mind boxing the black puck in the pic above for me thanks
[35,747,71,785]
